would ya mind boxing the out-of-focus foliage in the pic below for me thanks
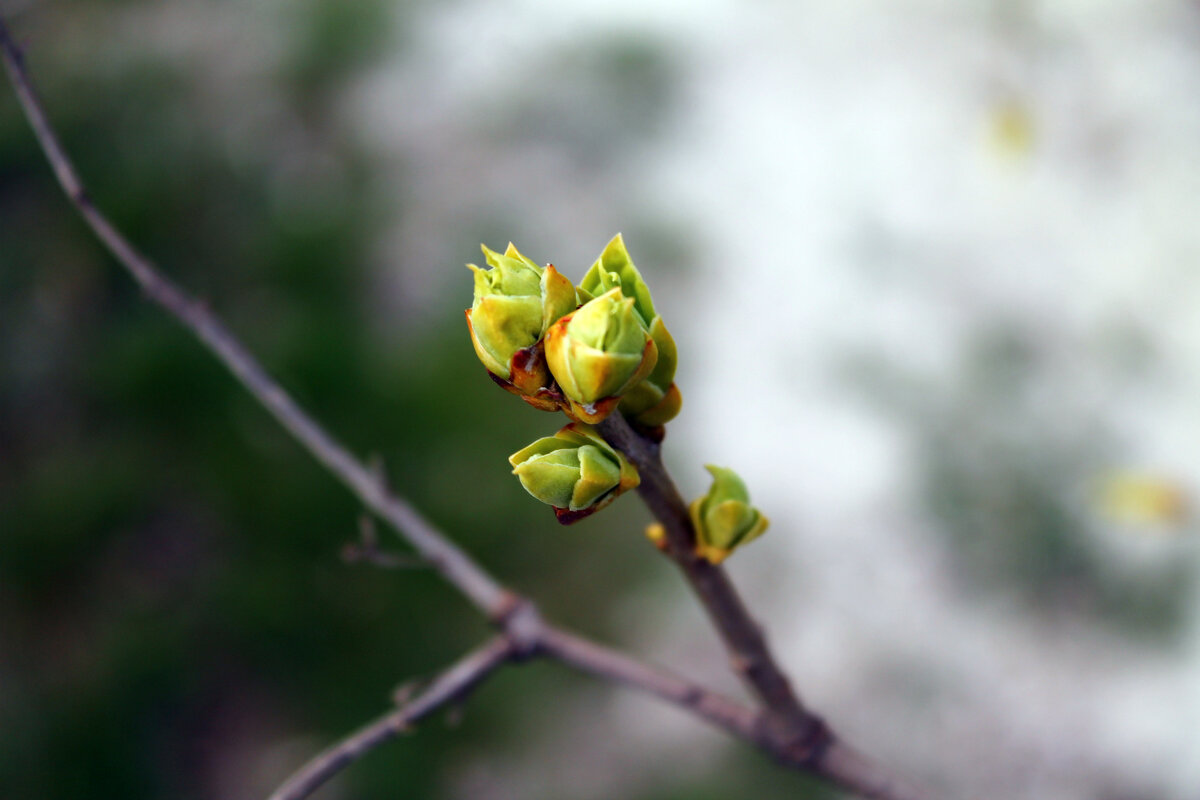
[845,322,1194,644]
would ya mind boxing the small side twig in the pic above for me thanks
[267,635,515,800]
[341,515,428,569]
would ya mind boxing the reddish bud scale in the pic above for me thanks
[468,330,566,412]
[553,506,600,525]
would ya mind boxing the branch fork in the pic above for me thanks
[1,17,927,800]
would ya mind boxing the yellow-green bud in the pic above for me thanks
[579,234,658,326]
[544,287,657,424]
[466,243,577,401]
[578,235,681,426]
[509,423,640,523]
[689,465,769,564]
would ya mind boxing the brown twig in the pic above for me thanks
[538,626,761,742]
[540,627,925,800]
[597,411,925,798]
[270,624,921,800]
[598,414,826,745]
[0,18,513,623]
[342,515,429,569]
[267,635,515,800]
[1,18,925,800]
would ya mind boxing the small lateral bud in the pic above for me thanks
[689,465,769,564]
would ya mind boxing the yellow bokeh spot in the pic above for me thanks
[644,522,667,550]
[988,99,1035,158]
[1098,472,1190,528]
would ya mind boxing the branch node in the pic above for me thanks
[766,711,834,768]
[367,453,387,482]
[387,716,414,736]
[391,679,422,706]
[729,653,758,677]
[489,593,544,659]
[342,514,428,569]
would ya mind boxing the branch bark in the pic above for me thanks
[2,18,927,800]
[537,626,761,742]
[270,623,924,800]
[0,17,515,624]
[594,416,927,799]
[597,413,829,753]
[267,635,515,800]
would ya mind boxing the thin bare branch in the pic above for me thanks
[0,18,512,622]
[2,20,926,800]
[597,414,827,744]
[817,742,929,800]
[597,414,928,797]
[268,635,515,800]
[542,624,925,800]
[341,543,428,569]
[538,626,762,742]
[272,627,923,800]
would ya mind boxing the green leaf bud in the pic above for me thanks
[509,423,640,523]
[579,234,657,327]
[578,235,681,426]
[689,465,769,564]
[545,287,657,424]
[465,243,577,398]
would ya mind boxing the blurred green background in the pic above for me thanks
[4,2,1200,799]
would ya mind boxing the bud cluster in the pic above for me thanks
[466,234,678,428]
[465,235,677,521]
[465,236,768,559]
[575,237,681,427]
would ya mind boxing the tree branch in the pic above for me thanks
[597,417,928,798]
[271,627,923,800]
[267,635,516,800]
[0,18,515,625]
[2,19,926,800]
[538,626,762,742]
[598,412,832,755]
[542,624,927,800]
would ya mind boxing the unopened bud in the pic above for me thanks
[544,287,657,423]
[689,465,769,564]
[578,235,681,426]
[509,423,640,523]
[466,244,577,403]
